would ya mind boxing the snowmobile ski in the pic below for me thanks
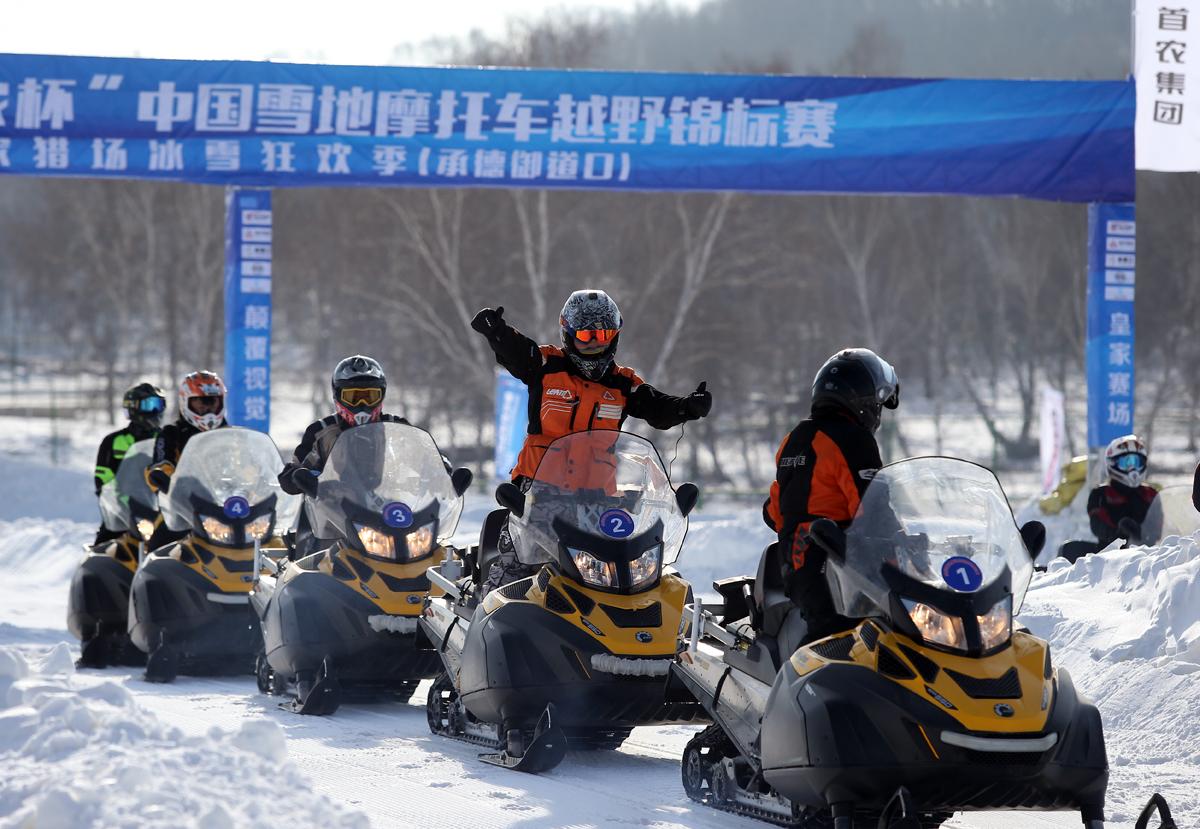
[285,658,342,716]
[478,704,569,774]
[1136,793,1177,829]
[143,633,178,684]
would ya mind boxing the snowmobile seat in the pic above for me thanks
[475,509,507,583]
[723,634,781,685]
[753,543,792,641]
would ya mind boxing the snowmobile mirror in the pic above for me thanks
[808,518,846,560]
[1019,520,1046,559]
[451,467,474,497]
[495,482,525,518]
[292,468,319,499]
[148,468,171,494]
[675,482,700,517]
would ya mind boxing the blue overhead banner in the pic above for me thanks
[0,53,1133,202]
[1086,202,1136,449]
[224,186,272,433]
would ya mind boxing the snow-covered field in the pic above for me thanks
[0,437,1197,827]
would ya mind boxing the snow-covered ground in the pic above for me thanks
[0,439,1197,827]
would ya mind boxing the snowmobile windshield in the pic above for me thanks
[1141,485,1199,545]
[829,458,1033,652]
[99,439,159,533]
[161,428,301,539]
[509,430,686,593]
[305,421,462,560]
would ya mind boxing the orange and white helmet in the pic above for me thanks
[178,370,227,431]
[1105,434,1148,488]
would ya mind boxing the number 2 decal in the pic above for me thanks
[599,509,634,538]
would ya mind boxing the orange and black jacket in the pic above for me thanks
[1087,482,1157,547]
[763,411,882,573]
[484,321,692,480]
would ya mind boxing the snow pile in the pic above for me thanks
[674,501,773,598]
[0,643,368,829]
[1020,535,1200,824]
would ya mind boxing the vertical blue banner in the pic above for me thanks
[493,371,528,481]
[223,186,272,432]
[1086,202,1136,448]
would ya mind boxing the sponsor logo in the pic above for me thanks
[858,468,878,481]
[360,582,379,599]
[546,388,573,399]
[925,685,957,710]
[581,618,604,637]
[635,631,653,643]
[407,594,423,604]
[994,703,1015,718]
[779,455,807,468]
[602,390,616,401]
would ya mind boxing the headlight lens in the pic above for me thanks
[628,544,662,589]
[977,596,1013,651]
[135,518,155,541]
[200,516,234,544]
[405,524,435,561]
[569,547,616,588]
[903,599,967,651]
[356,524,396,560]
[246,514,273,542]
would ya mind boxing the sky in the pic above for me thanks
[2,0,703,67]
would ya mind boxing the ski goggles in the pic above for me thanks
[1113,453,1146,472]
[187,395,224,414]
[132,396,166,414]
[338,387,384,408]
[571,328,618,345]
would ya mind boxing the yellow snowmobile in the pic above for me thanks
[252,420,471,715]
[675,457,1109,828]
[128,427,300,682]
[421,429,705,773]
[68,438,159,668]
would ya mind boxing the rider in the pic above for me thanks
[1087,434,1157,550]
[471,289,712,590]
[144,371,228,549]
[763,347,899,650]
[92,382,166,545]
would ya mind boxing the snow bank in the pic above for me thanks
[0,456,97,524]
[0,642,368,829]
[674,501,773,597]
[1021,535,1200,824]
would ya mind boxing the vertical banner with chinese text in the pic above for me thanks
[1086,202,1136,449]
[493,372,528,481]
[1135,0,1200,171]
[1039,386,1067,495]
[224,187,272,432]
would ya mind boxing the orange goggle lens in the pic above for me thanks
[572,328,618,345]
[339,387,383,407]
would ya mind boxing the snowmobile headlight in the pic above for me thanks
[902,599,967,652]
[135,518,156,541]
[404,524,435,561]
[569,548,616,588]
[628,544,662,589]
[977,596,1013,651]
[246,514,273,542]
[356,524,396,560]
[200,516,234,545]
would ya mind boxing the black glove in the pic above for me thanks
[291,467,319,498]
[679,381,712,420]
[1117,517,1142,544]
[470,306,505,339]
[148,468,171,494]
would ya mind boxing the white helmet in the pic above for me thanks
[1105,434,1147,488]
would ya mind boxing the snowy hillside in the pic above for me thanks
[0,452,1195,827]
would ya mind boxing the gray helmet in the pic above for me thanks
[559,290,622,381]
[332,355,386,427]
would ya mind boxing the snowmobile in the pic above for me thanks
[674,457,1110,828]
[421,429,706,773]
[68,438,159,668]
[251,421,472,716]
[127,427,300,683]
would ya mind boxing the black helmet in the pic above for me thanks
[332,355,386,427]
[560,289,622,381]
[122,382,166,427]
[811,348,899,433]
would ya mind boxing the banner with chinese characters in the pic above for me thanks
[0,53,1133,201]
[1039,386,1066,495]
[223,187,272,432]
[1086,203,1136,449]
[493,371,528,481]
[1136,0,1200,171]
